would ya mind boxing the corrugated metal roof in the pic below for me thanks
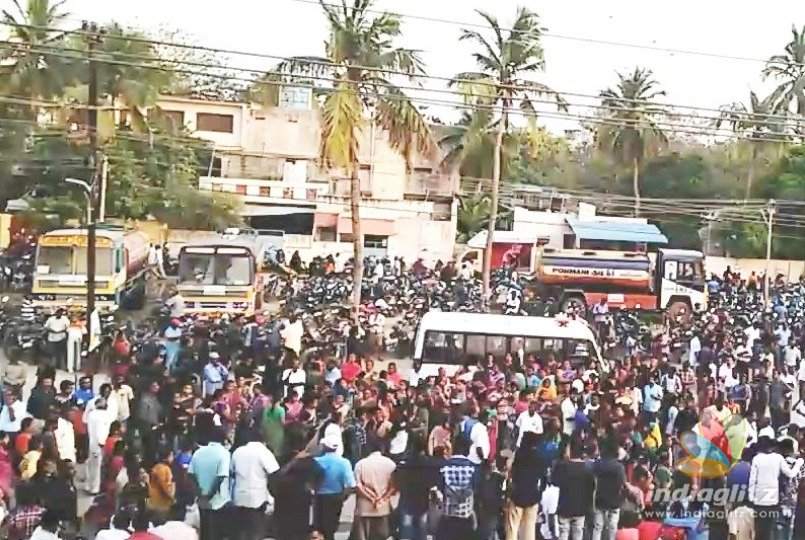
[565,217,668,244]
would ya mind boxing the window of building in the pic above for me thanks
[279,86,312,110]
[364,235,388,249]
[235,184,247,195]
[259,186,271,197]
[196,113,234,133]
[162,110,185,129]
[317,227,337,241]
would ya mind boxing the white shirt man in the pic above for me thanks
[280,318,304,357]
[86,400,114,494]
[165,292,186,318]
[368,311,386,334]
[231,435,280,511]
[0,397,30,434]
[561,396,578,436]
[84,391,119,426]
[114,383,135,423]
[784,343,802,369]
[688,334,702,365]
[719,362,738,390]
[515,406,544,447]
[748,447,803,506]
[467,419,490,464]
[745,326,761,350]
[281,367,306,400]
[44,312,69,343]
[55,416,76,463]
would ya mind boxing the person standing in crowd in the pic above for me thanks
[553,439,596,540]
[591,440,626,540]
[350,439,397,540]
[0,388,29,439]
[189,428,231,540]
[231,429,280,539]
[748,436,803,540]
[313,433,357,540]
[147,447,176,523]
[2,356,27,396]
[505,431,542,540]
[43,308,69,370]
[436,436,479,540]
[202,353,228,397]
[85,398,113,495]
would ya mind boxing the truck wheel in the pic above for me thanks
[668,301,691,324]
[560,296,588,317]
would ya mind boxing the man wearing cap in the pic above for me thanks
[202,353,228,397]
[313,431,356,540]
[85,397,113,495]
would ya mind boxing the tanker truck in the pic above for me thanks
[32,226,149,312]
[532,247,707,320]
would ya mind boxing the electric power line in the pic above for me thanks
[1,19,804,126]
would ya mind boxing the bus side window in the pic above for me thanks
[486,335,506,357]
[466,335,485,357]
[663,260,677,280]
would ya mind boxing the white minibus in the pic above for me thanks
[413,311,604,378]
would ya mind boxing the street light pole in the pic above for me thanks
[763,199,776,305]
[83,21,102,319]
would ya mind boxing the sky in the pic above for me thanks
[47,0,805,134]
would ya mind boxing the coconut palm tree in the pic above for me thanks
[596,67,668,216]
[0,0,69,107]
[452,7,565,295]
[763,25,805,133]
[277,0,435,314]
[716,90,791,200]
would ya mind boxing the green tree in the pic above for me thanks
[596,67,668,216]
[278,0,436,314]
[763,25,805,132]
[452,7,564,294]
[716,90,790,199]
[0,0,70,106]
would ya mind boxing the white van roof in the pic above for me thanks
[417,311,596,341]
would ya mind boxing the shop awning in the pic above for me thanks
[314,212,338,228]
[337,217,396,236]
[241,204,315,217]
[565,217,668,244]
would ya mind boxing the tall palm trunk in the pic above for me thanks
[632,157,641,217]
[482,103,506,298]
[349,164,364,321]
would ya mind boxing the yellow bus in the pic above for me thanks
[176,230,271,316]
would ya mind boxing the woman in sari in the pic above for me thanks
[262,397,286,458]
[0,431,13,502]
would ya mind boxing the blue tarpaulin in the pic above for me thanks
[565,217,668,244]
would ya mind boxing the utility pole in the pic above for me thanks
[763,199,776,305]
[83,22,102,320]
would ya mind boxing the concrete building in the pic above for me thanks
[154,90,458,261]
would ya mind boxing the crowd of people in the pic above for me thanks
[0,262,801,540]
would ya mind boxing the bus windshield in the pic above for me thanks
[37,246,114,275]
[179,252,253,286]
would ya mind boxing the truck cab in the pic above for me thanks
[655,248,707,319]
